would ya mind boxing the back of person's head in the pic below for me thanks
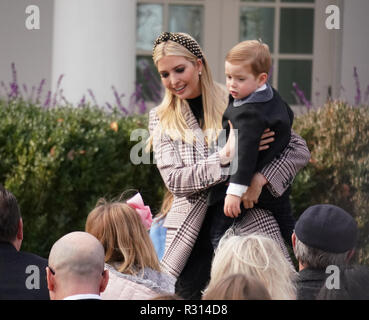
[293,204,357,269]
[47,231,107,299]
[0,185,21,243]
[226,40,272,77]
[151,293,184,300]
[317,265,369,300]
[85,196,160,275]
[202,273,271,300]
[208,230,296,300]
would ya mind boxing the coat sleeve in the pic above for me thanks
[228,107,265,186]
[149,108,227,198]
[260,129,310,197]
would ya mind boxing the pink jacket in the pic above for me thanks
[101,264,175,300]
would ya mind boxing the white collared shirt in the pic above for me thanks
[63,293,102,300]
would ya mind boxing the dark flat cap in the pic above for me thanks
[295,204,357,253]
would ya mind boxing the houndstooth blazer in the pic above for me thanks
[149,104,310,278]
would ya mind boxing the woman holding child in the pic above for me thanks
[147,32,310,299]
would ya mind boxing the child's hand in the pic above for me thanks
[224,194,241,218]
[241,173,267,209]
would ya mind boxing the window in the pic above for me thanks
[239,0,315,105]
[136,0,337,108]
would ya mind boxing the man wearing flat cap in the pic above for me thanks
[292,204,358,300]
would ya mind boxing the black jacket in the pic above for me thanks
[0,242,50,300]
[208,84,293,207]
[296,268,328,300]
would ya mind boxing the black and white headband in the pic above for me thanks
[153,32,204,60]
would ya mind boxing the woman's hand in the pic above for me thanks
[219,120,236,165]
[241,173,268,209]
[259,128,275,151]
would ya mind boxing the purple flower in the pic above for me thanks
[36,79,46,104]
[52,74,65,107]
[112,85,128,114]
[43,90,51,108]
[78,94,86,108]
[292,82,312,110]
[88,89,98,106]
[9,81,19,99]
[353,67,361,106]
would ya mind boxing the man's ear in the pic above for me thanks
[46,267,55,291]
[17,218,23,241]
[346,249,355,263]
[100,270,109,293]
[291,232,296,249]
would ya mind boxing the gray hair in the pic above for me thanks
[294,235,350,269]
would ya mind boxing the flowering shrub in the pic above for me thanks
[292,101,369,265]
[0,98,165,257]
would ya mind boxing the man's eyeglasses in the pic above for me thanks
[48,266,55,275]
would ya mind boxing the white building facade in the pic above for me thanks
[0,0,368,109]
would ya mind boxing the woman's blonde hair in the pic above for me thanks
[202,273,271,300]
[85,198,160,275]
[155,189,173,221]
[206,230,297,300]
[147,33,228,150]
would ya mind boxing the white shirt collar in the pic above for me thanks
[63,293,102,300]
[255,84,267,92]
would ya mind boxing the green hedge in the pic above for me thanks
[0,99,165,258]
[1,99,368,265]
[292,101,369,265]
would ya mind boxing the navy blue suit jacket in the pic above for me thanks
[208,85,293,207]
[0,242,50,300]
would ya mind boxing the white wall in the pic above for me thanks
[52,0,137,107]
[340,0,369,105]
[0,0,54,100]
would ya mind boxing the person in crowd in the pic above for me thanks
[46,231,109,300]
[205,230,296,299]
[208,39,296,250]
[147,31,310,299]
[316,264,369,300]
[151,293,184,300]
[149,189,173,260]
[292,204,358,300]
[0,184,49,300]
[202,273,271,300]
[85,192,175,300]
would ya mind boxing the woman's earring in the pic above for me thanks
[199,71,202,76]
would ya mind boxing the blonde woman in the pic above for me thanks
[147,32,310,299]
[202,273,271,300]
[206,230,297,300]
[85,193,175,300]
